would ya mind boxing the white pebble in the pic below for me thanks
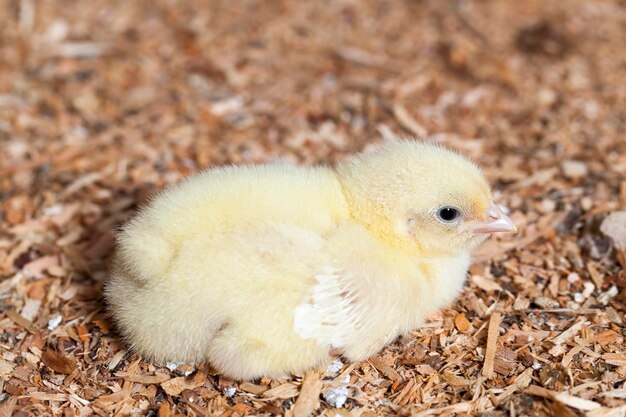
[326,358,344,375]
[562,160,588,179]
[323,386,349,408]
[537,88,557,107]
[47,315,62,330]
[567,273,580,283]
[539,199,556,213]
[582,282,595,298]
[581,197,593,211]
[598,285,619,305]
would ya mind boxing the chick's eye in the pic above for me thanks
[437,207,461,223]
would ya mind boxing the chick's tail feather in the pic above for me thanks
[116,219,176,283]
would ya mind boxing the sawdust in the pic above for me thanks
[0,0,625,416]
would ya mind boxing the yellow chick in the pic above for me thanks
[105,140,515,380]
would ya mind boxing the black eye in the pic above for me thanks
[437,207,461,222]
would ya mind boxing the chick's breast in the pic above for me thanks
[106,163,349,380]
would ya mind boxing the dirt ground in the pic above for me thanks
[1,0,625,416]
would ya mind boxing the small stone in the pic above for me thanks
[326,359,344,375]
[323,386,349,408]
[47,315,62,331]
[581,196,593,211]
[567,273,580,283]
[537,88,557,107]
[562,160,588,179]
[224,386,236,398]
[582,282,595,298]
[598,285,619,305]
[600,211,626,250]
[539,199,556,213]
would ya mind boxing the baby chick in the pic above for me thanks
[106,140,516,380]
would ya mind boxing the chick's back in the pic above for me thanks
[116,163,348,283]
[106,163,349,378]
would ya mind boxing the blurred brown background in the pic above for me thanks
[0,1,625,416]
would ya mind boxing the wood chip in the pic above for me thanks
[5,310,34,331]
[525,385,602,411]
[115,371,170,384]
[368,357,403,383]
[293,371,323,417]
[22,255,59,278]
[393,103,428,137]
[554,392,602,411]
[471,275,503,292]
[587,405,626,417]
[231,403,253,415]
[442,371,474,386]
[601,389,626,399]
[263,382,300,399]
[158,401,171,417]
[239,382,269,395]
[20,298,41,321]
[107,350,126,370]
[23,392,70,402]
[493,348,518,375]
[562,345,585,367]
[600,211,626,250]
[93,390,125,409]
[160,372,206,396]
[0,396,17,417]
[551,319,588,344]
[42,349,77,374]
[454,313,470,332]
[603,353,626,366]
[495,368,534,403]
[482,312,502,378]
[0,360,14,377]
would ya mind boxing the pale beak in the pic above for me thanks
[473,202,518,234]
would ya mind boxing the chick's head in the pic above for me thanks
[337,141,515,257]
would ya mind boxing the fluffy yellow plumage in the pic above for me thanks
[105,140,516,380]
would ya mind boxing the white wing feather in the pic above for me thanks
[294,267,364,349]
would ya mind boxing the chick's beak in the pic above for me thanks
[473,201,518,234]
